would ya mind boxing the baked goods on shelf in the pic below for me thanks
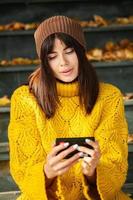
[78,15,109,27]
[115,16,133,25]
[123,93,133,100]
[128,134,133,143]
[0,58,40,66]
[0,15,133,32]
[78,15,133,28]
[0,96,10,106]
[0,38,133,66]
[0,22,39,31]
[86,39,133,61]
[1,38,133,67]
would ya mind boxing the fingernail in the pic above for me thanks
[77,146,80,151]
[79,152,84,157]
[73,144,78,149]
[85,139,91,143]
[64,142,69,147]
[83,153,88,157]
[84,156,91,162]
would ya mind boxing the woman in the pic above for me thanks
[8,15,131,200]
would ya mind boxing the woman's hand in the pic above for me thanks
[44,142,83,179]
[79,139,101,177]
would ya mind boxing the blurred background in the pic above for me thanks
[0,0,133,199]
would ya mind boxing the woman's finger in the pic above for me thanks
[78,140,100,157]
[53,151,83,171]
[49,142,70,158]
[56,159,78,176]
[48,144,80,166]
[83,152,100,169]
[81,160,92,175]
[78,146,94,157]
[83,156,92,164]
[85,139,100,151]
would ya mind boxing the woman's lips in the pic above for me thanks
[61,69,73,75]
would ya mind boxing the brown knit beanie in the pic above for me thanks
[34,15,86,57]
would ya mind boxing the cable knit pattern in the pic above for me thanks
[8,81,131,200]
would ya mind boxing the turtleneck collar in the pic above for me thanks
[56,81,79,97]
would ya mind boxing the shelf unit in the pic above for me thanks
[0,0,133,196]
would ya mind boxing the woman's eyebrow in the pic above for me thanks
[63,46,70,50]
[48,51,57,54]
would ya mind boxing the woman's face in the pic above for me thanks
[47,38,79,83]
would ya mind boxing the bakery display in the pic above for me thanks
[0,58,40,66]
[0,15,133,32]
[0,39,133,66]
[0,22,39,31]
[0,96,10,106]
[123,93,133,100]
[128,134,133,143]
[78,15,109,27]
[86,39,133,61]
[78,15,133,27]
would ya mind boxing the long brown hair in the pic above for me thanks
[28,33,99,118]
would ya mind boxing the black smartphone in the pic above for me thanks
[56,137,95,159]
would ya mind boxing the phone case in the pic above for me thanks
[56,137,95,159]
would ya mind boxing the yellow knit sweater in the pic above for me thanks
[8,81,131,200]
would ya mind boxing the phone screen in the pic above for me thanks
[56,137,95,159]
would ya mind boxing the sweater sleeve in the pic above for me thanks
[94,87,129,200]
[8,86,48,200]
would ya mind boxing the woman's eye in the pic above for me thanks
[48,56,56,60]
[66,49,74,54]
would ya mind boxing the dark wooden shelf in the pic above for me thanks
[0,30,34,36]
[0,142,9,153]
[122,183,133,195]
[125,99,133,106]
[93,60,133,68]
[128,143,133,153]
[0,0,88,4]
[84,24,133,32]
[0,142,9,161]
[0,65,37,72]
[0,24,133,37]
[0,191,20,200]
[0,60,133,73]
[0,107,10,113]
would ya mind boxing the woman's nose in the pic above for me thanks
[59,54,68,66]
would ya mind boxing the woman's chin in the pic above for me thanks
[59,76,77,83]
